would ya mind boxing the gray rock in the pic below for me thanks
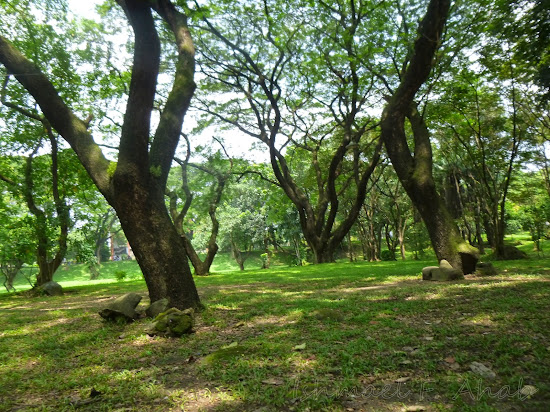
[148,307,194,337]
[146,298,169,318]
[439,259,464,280]
[502,245,528,260]
[99,292,142,322]
[422,266,439,280]
[476,262,498,276]
[470,361,496,379]
[422,260,464,281]
[39,281,63,296]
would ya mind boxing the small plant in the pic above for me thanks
[114,270,128,282]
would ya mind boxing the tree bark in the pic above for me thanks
[0,0,202,309]
[379,0,478,274]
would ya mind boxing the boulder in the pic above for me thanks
[39,281,63,296]
[146,298,169,318]
[99,293,142,322]
[422,266,439,280]
[476,262,498,276]
[422,259,464,281]
[148,307,194,337]
[502,245,527,260]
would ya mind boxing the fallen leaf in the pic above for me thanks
[292,343,306,351]
[469,362,496,379]
[234,321,246,328]
[369,321,379,325]
[395,377,410,383]
[444,356,455,364]
[520,385,538,397]
[405,406,427,411]
[262,378,284,386]
[222,342,239,349]
[448,362,461,371]
[423,336,434,341]
[400,360,413,365]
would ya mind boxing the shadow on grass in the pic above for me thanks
[0,260,549,411]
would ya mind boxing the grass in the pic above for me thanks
[0,241,549,411]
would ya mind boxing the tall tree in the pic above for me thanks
[194,0,382,263]
[379,0,479,273]
[167,137,232,276]
[0,0,201,309]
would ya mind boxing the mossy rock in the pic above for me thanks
[202,345,252,365]
[149,307,194,337]
[313,308,345,322]
[476,262,498,276]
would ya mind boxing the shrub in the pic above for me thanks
[114,270,128,282]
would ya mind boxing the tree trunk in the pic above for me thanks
[310,243,335,264]
[182,235,218,276]
[113,185,201,309]
[0,1,202,309]
[379,0,478,274]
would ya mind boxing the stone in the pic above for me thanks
[99,293,142,322]
[39,281,63,296]
[422,266,439,280]
[502,245,527,260]
[438,259,464,280]
[476,262,498,276]
[148,307,194,337]
[422,260,464,281]
[145,298,169,318]
[469,361,496,379]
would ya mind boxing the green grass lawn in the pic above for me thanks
[1,249,549,411]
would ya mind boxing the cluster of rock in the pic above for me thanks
[98,293,194,337]
[422,259,464,281]
[422,259,499,281]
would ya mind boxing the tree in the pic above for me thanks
[0,0,202,309]
[193,0,382,263]
[0,189,34,292]
[379,0,479,273]
[433,71,530,259]
[167,137,232,276]
[216,181,269,270]
[0,134,72,286]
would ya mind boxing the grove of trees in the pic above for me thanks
[0,0,548,307]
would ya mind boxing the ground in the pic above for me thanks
[0,258,549,411]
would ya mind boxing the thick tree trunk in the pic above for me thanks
[0,1,202,309]
[379,0,478,274]
[113,186,200,309]
[182,235,218,276]
[310,241,336,264]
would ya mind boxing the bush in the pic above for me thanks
[380,250,397,261]
[114,270,128,282]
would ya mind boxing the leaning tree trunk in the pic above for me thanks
[379,0,478,274]
[0,1,202,309]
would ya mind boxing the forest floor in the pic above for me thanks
[1,256,549,411]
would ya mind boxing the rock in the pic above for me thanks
[422,260,464,281]
[476,262,498,276]
[99,293,142,322]
[520,385,538,397]
[502,245,527,260]
[145,298,169,318]
[148,307,194,337]
[469,361,496,379]
[39,281,63,296]
[422,266,439,280]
